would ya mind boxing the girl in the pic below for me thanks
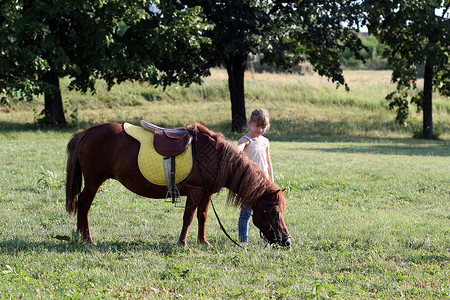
[236,108,274,245]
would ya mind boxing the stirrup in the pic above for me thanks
[165,186,183,207]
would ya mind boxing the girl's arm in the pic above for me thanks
[266,144,274,181]
[236,137,249,152]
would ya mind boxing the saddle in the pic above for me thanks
[141,120,193,157]
[140,120,193,204]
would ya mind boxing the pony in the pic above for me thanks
[66,122,291,247]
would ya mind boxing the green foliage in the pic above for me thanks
[260,0,366,89]
[37,166,64,191]
[340,35,390,70]
[0,0,211,124]
[173,0,368,130]
[364,0,450,134]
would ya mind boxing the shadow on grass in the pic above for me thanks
[1,118,449,157]
[0,121,75,134]
[303,143,450,157]
[199,119,449,143]
[1,238,448,267]
[388,253,450,266]
[0,238,184,255]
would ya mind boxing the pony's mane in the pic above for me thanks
[187,122,283,209]
[187,122,226,142]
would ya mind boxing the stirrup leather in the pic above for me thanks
[163,156,182,205]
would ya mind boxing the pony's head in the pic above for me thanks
[251,189,291,248]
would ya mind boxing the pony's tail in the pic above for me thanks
[65,130,86,217]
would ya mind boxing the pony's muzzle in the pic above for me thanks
[280,235,292,248]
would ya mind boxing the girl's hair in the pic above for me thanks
[249,108,270,132]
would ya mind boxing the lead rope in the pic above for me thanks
[192,130,244,249]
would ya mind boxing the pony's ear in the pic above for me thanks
[271,189,283,194]
[269,189,286,198]
[275,188,286,194]
[269,189,285,199]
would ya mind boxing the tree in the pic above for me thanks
[181,0,366,132]
[0,0,209,125]
[365,0,450,139]
[1,0,131,124]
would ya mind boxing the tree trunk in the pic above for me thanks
[422,60,433,139]
[42,71,67,125]
[225,53,248,132]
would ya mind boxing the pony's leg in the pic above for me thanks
[196,195,212,246]
[177,195,198,247]
[77,182,101,245]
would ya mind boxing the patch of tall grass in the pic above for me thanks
[1,69,448,139]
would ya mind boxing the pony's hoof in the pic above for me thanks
[197,240,212,248]
[176,239,187,247]
[79,236,97,246]
[83,238,97,246]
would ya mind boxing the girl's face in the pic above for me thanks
[249,121,267,137]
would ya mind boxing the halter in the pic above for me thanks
[260,191,291,247]
[260,191,278,244]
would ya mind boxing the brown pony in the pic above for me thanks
[66,122,291,247]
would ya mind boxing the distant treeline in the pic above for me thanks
[248,34,390,73]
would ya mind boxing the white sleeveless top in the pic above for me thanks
[242,135,269,177]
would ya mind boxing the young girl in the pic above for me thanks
[236,108,274,245]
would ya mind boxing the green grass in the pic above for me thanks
[1,133,449,299]
[0,70,449,298]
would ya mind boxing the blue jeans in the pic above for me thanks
[238,206,252,243]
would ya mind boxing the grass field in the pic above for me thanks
[1,69,449,140]
[0,70,449,299]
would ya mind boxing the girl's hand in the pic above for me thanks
[236,141,248,152]
[236,136,250,152]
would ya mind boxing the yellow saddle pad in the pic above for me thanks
[123,122,193,186]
